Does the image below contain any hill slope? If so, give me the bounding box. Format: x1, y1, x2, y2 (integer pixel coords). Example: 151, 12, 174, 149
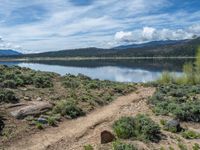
3, 37, 200, 58
0, 49, 22, 56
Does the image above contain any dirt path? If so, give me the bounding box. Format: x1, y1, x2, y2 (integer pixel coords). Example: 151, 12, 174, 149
7, 87, 155, 150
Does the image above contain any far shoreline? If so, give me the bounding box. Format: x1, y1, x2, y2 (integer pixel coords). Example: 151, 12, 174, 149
0, 56, 196, 62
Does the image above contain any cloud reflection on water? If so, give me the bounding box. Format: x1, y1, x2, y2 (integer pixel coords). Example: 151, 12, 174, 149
18, 63, 182, 83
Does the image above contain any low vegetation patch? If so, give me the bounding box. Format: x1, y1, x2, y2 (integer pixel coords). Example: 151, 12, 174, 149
0, 65, 55, 88
83, 144, 94, 150
181, 130, 200, 139
112, 141, 138, 150
53, 99, 85, 119
113, 114, 160, 142
149, 84, 200, 122
0, 89, 18, 103
61, 74, 135, 111
193, 143, 200, 150
178, 142, 188, 150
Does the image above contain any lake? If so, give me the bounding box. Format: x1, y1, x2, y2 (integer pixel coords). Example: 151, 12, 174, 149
0, 59, 192, 83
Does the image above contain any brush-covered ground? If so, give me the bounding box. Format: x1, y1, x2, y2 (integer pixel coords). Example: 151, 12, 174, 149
0, 65, 136, 148
1, 65, 200, 150
103, 84, 200, 150
71, 84, 200, 150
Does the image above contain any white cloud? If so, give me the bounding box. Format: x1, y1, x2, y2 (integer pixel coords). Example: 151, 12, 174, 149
0, 0, 199, 52
115, 31, 133, 42
142, 27, 156, 40
114, 25, 200, 45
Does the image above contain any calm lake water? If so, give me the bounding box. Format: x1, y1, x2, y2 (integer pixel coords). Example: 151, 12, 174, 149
0, 59, 192, 83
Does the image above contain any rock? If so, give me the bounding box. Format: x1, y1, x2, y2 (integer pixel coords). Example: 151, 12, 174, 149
6, 103, 26, 108
10, 101, 53, 119
21, 88, 27, 91
37, 117, 48, 124
165, 119, 182, 133
24, 96, 31, 101
36, 97, 42, 101
101, 130, 115, 144
0, 118, 5, 134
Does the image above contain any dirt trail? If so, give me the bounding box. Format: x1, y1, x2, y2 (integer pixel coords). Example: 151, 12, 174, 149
7, 87, 155, 150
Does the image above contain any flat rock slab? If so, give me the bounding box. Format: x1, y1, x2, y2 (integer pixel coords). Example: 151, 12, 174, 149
10, 101, 53, 119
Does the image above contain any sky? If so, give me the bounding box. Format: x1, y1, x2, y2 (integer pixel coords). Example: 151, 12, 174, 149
0, 0, 200, 53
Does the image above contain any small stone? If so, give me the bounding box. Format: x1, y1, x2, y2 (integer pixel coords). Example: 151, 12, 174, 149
24, 96, 31, 101
37, 117, 48, 124
21, 88, 27, 91
36, 97, 42, 101
101, 130, 115, 144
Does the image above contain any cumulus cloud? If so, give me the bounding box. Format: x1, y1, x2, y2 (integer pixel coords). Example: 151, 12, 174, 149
114, 25, 200, 44
115, 31, 133, 42
142, 27, 156, 40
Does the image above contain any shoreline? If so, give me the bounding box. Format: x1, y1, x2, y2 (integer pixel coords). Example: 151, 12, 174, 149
0, 56, 195, 61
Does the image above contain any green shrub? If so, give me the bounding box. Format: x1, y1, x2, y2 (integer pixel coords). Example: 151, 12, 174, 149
113, 114, 160, 142
157, 72, 174, 84
149, 84, 200, 122
33, 76, 53, 88
178, 142, 188, 150
47, 117, 57, 126
134, 114, 161, 142
0, 89, 18, 103
169, 146, 175, 150
112, 141, 137, 150
35, 122, 44, 130
63, 80, 79, 89
173, 102, 200, 122
53, 100, 85, 119
87, 82, 99, 89
160, 119, 167, 126
160, 147, 165, 150
83, 144, 94, 150
113, 116, 135, 139
193, 143, 200, 150
3, 80, 17, 88
181, 130, 200, 139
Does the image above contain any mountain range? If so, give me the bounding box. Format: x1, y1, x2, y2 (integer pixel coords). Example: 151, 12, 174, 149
0, 49, 22, 56
1, 37, 200, 58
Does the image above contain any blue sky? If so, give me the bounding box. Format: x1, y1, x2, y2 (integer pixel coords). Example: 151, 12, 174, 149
0, 0, 200, 53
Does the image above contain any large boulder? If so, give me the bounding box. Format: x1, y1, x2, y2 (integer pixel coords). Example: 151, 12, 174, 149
164, 119, 182, 133
101, 130, 115, 144
10, 101, 53, 119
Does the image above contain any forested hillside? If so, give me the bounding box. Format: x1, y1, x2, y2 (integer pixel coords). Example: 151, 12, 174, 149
2, 37, 200, 58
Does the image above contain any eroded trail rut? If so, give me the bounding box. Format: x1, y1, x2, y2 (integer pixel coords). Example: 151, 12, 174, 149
7, 87, 155, 150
